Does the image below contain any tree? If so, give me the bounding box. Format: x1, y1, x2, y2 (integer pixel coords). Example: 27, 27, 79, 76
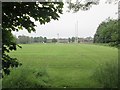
17, 36, 45, 44
30, 37, 34, 43
43, 37, 47, 43
39, 36, 44, 43
2, 2, 63, 76
66, 0, 118, 12
68, 37, 71, 43
94, 19, 119, 46
52, 38, 57, 43
34, 37, 40, 43
85, 36, 93, 43
71, 37, 75, 42
18, 35, 30, 44
66, 0, 99, 12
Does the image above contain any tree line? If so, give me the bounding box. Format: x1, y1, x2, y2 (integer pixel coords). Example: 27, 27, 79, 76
16, 35, 93, 44
17, 36, 47, 44
93, 19, 119, 47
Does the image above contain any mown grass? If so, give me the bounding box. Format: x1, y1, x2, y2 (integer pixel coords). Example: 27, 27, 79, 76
2, 43, 118, 88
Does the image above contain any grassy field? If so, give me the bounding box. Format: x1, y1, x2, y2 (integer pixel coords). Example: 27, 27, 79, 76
2, 43, 118, 88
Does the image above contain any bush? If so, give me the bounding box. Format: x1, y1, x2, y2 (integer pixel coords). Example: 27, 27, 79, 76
2, 68, 51, 88
92, 61, 118, 88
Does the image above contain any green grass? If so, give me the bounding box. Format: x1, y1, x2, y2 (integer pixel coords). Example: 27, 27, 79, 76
2, 43, 118, 88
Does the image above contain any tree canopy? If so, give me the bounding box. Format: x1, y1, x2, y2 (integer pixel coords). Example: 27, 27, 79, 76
66, 0, 118, 12
94, 19, 119, 46
2, 2, 63, 76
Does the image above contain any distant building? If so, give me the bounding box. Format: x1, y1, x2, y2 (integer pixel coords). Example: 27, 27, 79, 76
78, 37, 93, 43
78, 38, 84, 43
47, 39, 52, 43
46, 37, 93, 43
58, 38, 69, 43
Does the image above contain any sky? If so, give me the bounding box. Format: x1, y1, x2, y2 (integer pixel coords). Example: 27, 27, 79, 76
12, 0, 118, 39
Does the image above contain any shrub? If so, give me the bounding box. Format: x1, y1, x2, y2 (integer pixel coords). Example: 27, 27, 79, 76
92, 61, 118, 88
2, 68, 51, 88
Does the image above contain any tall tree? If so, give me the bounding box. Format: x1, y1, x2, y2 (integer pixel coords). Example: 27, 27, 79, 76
43, 37, 47, 43
39, 36, 44, 43
68, 38, 71, 43
18, 35, 30, 44
34, 37, 40, 43
71, 37, 75, 42
2, 2, 63, 76
94, 19, 119, 46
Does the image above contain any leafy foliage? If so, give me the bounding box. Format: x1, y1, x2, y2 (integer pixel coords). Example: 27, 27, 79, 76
93, 19, 119, 47
3, 68, 50, 88
43, 37, 47, 43
2, 2, 63, 76
66, 0, 118, 12
92, 61, 118, 88
17, 35, 45, 44
68, 37, 71, 43
71, 37, 75, 42
18, 35, 31, 44
52, 38, 57, 43
66, 0, 99, 12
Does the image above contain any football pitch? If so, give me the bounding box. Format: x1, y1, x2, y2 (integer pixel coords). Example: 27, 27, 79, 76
2, 43, 118, 88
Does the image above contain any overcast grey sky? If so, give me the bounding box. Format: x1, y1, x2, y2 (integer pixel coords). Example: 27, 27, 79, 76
12, 0, 118, 38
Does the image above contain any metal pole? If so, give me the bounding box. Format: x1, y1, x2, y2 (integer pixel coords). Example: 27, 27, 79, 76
75, 12, 78, 43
